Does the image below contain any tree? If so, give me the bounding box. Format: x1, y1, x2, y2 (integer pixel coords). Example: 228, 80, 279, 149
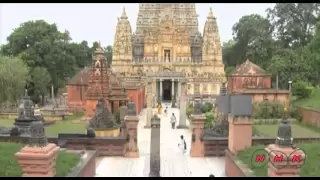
267, 48, 310, 89
0, 56, 29, 104
105, 45, 113, 65
29, 67, 52, 104
1, 20, 79, 92
303, 21, 320, 84
222, 40, 237, 67
267, 3, 320, 48
232, 14, 274, 69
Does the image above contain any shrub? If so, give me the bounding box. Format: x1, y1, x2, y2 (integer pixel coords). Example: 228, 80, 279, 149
253, 101, 284, 119
115, 110, 120, 124
201, 102, 214, 113
205, 112, 215, 128
292, 81, 313, 99
290, 106, 303, 123
186, 104, 193, 117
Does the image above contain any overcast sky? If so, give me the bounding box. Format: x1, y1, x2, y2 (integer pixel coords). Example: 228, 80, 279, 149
0, 3, 275, 46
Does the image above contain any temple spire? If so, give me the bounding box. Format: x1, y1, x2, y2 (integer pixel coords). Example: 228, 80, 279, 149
121, 6, 127, 19
207, 7, 215, 20
95, 41, 104, 54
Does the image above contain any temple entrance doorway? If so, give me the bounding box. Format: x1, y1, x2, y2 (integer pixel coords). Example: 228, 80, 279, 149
162, 80, 172, 102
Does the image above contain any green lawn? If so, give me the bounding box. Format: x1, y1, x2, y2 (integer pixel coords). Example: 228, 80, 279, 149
294, 87, 320, 110
254, 124, 320, 137
238, 142, 320, 177
0, 113, 87, 136
0, 142, 80, 177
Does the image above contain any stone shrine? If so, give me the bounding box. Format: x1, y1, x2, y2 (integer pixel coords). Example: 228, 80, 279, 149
14, 91, 37, 135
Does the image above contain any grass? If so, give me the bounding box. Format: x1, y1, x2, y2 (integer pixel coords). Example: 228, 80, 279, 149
0, 113, 86, 136
237, 142, 320, 177
254, 123, 320, 137
0, 142, 80, 177
294, 87, 320, 110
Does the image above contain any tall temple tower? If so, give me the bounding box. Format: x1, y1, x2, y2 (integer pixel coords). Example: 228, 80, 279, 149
85, 43, 111, 118
112, 4, 225, 102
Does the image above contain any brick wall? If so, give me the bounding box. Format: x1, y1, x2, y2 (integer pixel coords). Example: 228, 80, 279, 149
299, 107, 320, 128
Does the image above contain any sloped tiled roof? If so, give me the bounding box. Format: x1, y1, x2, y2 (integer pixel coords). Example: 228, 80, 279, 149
67, 67, 91, 85
67, 67, 121, 86
231, 59, 267, 75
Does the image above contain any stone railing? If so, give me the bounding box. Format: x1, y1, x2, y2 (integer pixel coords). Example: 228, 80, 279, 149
132, 56, 203, 64
0, 112, 68, 121
0, 134, 127, 157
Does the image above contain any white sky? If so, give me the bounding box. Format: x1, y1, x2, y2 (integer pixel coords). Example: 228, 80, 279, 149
0, 3, 275, 46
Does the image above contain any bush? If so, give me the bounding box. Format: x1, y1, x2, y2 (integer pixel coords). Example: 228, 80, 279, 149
292, 81, 313, 99
201, 102, 214, 113
186, 104, 193, 117
115, 109, 120, 124
253, 101, 284, 119
205, 112, 215, 128
289, 106, 303, 123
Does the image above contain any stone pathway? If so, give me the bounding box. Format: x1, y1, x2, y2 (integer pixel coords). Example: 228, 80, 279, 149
95, 104, 226, 177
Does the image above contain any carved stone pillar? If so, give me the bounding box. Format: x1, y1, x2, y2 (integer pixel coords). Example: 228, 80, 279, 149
119, 105, 128, 136
171, 79, 175, 98
159, 79, 163, 102
145, 79, 153, 128
149, 115, 161, 177
177, 80, 181, 108
152, 79, 157, 108
177, 80, 188, 129
171, 79, 175, 107
124, 115, 139, 158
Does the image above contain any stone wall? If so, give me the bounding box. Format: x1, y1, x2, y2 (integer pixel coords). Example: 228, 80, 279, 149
299, 107, 320, 128
202, 136, 320, 157
224, 150, 254, 177
66, 150, 97, 177
0, 135, 127, 157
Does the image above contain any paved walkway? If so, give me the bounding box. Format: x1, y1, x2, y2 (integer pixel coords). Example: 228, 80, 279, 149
95, 104, 226, 177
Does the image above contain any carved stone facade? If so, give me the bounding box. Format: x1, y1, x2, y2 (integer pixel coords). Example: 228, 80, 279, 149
112, 4, 225, 98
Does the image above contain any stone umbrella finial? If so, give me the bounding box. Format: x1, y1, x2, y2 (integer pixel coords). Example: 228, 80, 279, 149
275, 114, 293, 147
29, 120, 48, 147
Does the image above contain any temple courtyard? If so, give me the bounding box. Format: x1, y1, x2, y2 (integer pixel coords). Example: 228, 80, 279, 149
95, 104, 226, 177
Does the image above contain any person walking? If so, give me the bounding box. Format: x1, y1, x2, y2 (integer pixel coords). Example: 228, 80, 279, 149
178, 135, 187, 154
164, 106, 168, 116
170, 113, 177, 129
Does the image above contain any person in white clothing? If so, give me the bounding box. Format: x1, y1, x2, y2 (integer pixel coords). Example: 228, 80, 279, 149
170, 113, 177, 129
178, 135, 186, 154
